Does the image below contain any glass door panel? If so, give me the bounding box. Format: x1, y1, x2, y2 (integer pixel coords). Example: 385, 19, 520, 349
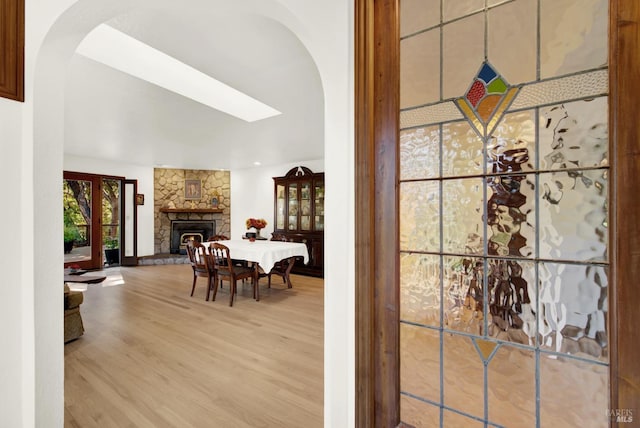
288, 184, 298, 230
300, 181, 311, 231
398, 1, 610, 426
63, 179, 92, 266
102, 178, 121, 266
314, 181, 324, 231
276, 184, 285, 229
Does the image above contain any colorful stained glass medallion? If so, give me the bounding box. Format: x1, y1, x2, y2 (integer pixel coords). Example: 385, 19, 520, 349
456, 62, 520, 137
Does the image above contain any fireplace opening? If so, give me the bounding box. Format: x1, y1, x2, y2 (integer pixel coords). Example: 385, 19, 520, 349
170, 220, 215, 254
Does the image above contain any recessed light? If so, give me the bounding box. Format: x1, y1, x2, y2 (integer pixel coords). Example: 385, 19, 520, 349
253, 161, 262, 166
76, 24, 281, 122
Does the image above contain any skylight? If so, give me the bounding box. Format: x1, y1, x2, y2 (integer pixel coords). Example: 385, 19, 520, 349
76, 24, 281, 122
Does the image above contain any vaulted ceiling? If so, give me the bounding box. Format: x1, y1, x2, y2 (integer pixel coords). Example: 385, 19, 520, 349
64, 8, 324, 170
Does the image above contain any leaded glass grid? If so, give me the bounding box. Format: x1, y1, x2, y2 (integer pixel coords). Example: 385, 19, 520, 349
399, 0, 610, 426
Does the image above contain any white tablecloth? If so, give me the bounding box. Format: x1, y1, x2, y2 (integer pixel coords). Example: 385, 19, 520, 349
204, 240, 309, 273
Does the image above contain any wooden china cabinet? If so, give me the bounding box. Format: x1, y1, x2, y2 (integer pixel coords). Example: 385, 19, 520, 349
273, 166, 324, 277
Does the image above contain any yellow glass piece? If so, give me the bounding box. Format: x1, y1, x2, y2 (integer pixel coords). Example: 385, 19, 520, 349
474, 338, 499, 362
456, 98, 484, 137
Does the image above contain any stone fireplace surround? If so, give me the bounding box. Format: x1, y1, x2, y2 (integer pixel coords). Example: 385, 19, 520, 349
156, 209, 227, 254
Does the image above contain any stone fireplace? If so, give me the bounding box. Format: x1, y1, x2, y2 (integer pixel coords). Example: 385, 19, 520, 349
170, 220, 215, 254
154, 168, 231, 255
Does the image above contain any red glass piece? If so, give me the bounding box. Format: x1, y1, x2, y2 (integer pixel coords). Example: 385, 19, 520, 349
466, 80, 486, 107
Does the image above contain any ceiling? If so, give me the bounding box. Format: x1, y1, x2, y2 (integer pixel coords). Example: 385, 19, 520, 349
64, 8, 324, 170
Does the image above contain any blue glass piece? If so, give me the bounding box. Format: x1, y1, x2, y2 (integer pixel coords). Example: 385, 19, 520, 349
477, 63, 498, 84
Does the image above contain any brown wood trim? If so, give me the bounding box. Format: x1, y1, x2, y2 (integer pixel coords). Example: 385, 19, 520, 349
0, 0, 24, 101
355, 0, 400, 426
609, 0, 640, 421
355, 0, 375, 425
159, 208, 224, 214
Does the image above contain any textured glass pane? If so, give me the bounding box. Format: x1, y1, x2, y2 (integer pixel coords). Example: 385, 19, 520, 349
400, 125, 440, 180
487, 174, 535, 258
539, 169, 608, 262
540, 357, 609, 427
443, 256, 484, 334
401, 253, 440, 326
442, 178, 484, 254
488, 0, 537, 85
443, 334, 484, 419
443, 14, 485, 100
488, 346, 536, 427
401, 395, 440, 428
443, 0, 484, 22
401, 324, 440, 403
510, 69, 608, 111
540, 0, 608, 78
539, 97, 608, 170
487, 259, 536, 345
401, 101, 464, 129
489, 110, 535, 172
442, 121, 483, 177
538, 263, 608, 362
401, 30, 441, 108
401, 0, 441, 37
443, 410, 485, 427
400, 181, 440, 252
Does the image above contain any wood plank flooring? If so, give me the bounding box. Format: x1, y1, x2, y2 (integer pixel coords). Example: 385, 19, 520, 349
64, 265, 324, 428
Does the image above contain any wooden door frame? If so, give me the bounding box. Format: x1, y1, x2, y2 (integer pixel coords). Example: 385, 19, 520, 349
354, 0, 640, 426
0, 0, 24, 101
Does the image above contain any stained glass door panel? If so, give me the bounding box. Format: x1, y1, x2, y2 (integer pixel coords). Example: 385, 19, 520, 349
399, 0, 610, 426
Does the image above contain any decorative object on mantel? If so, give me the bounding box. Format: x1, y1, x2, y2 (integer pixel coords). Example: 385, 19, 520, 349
184, 179, 202, 200
211, 190, 220, 209
246, 218, 267, 239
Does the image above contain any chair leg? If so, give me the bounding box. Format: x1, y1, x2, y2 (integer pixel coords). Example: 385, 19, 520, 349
229, 281, 235, 306
205, 276, 212, 301
211, 274, 219, 301
190, 275, 197, 296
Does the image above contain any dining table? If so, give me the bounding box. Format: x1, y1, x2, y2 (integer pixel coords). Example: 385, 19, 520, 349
203, 239, 309, 286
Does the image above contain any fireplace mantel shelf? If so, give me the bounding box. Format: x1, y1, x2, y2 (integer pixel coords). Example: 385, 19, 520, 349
159, 208, 223, 214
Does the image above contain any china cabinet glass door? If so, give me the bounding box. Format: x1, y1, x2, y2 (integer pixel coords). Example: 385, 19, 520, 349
288, 183, 298, 230
314, 180, 324, 231
276, 184, 286, 230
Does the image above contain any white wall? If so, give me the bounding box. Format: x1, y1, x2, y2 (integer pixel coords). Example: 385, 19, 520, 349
0, 98, 30, 428
64, 155, 155, 257
230, 159, 324, 240
2, 0, 354, 426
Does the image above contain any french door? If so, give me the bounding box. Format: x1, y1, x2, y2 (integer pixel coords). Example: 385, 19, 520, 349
355, 0, 640, 427
63, 171, 135, 270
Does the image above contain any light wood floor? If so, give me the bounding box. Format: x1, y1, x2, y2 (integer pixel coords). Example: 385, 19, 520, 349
64, 265, 324, 428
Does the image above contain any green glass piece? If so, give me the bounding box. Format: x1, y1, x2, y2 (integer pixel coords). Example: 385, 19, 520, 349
487, 77, 507, 94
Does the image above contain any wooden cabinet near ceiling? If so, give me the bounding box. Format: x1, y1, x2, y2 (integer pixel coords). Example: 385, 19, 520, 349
273, 166, 324, 277
0, 0, 25, 101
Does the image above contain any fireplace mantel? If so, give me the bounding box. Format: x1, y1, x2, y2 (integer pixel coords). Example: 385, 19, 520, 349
159, 208, 223, 214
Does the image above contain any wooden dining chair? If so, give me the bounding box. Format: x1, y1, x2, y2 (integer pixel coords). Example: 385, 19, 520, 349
209, 242, 257, 306
186, 241, 217, 301
264, 235, 297, 288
